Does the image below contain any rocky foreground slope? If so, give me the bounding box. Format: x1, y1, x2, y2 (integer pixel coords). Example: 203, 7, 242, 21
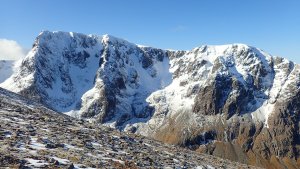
1, 31, 300, 168
0, 87, 257, 168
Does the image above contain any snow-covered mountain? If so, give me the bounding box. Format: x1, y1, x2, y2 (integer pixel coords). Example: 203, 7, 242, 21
0, 60, 15, 83
2, 31, 300, 168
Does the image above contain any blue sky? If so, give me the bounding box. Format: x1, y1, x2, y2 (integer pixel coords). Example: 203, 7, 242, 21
1, 0, 300, 63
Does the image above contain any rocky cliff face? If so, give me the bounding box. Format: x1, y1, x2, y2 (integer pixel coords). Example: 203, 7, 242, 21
1, 31, 171, 128
1, 31, 300, 168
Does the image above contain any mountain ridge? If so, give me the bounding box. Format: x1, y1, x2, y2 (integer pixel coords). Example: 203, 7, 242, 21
1, 30, 300, 168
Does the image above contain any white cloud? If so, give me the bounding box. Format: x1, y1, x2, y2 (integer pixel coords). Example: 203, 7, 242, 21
0, 39, 28, 60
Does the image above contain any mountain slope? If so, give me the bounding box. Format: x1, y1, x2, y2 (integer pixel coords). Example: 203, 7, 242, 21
1, 31, 300, 168
0, 87, 256, 168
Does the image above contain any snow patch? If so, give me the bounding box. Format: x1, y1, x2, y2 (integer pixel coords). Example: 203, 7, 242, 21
26, 158, 49, 167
